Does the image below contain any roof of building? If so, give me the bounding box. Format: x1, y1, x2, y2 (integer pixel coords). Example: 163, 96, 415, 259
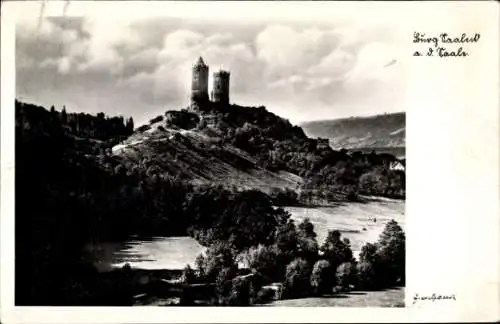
195, 56, 207, 67
214, 69, 230, 76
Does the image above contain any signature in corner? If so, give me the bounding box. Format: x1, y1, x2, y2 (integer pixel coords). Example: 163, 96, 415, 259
413, 293, 456, 305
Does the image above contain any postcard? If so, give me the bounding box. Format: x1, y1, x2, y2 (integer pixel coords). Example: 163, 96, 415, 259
1, 1, 498, 323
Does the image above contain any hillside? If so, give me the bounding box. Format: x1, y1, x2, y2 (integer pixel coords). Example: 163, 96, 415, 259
300, 112, 405, 158
112, 120, 303, 193
111, 102, 405, 200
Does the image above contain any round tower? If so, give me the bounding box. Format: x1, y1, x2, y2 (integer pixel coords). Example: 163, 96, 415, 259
211, 70, 230, 105
191, 57, 209, 103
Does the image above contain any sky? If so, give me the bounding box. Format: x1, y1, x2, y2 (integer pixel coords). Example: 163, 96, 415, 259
15, 2, 407, 126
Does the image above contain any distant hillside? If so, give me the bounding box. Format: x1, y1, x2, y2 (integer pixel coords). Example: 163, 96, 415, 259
300, 112, 405, 158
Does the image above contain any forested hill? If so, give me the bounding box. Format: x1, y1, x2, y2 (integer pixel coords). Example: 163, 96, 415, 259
112, 102, 405, 201
300, 112, 405, 158
16, 100, 134, 149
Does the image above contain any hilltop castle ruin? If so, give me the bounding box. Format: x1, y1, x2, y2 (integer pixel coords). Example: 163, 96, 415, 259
191, 57, 230, 105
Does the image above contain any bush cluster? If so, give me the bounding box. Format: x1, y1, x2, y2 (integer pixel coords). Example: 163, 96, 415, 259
189, 218, 405, 305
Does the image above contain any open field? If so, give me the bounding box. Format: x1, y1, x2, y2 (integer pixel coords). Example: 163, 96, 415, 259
265, 287, 405, 307
286, 197, 405, 254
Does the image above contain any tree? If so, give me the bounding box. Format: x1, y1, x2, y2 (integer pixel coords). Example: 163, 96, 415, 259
126, 117, 134, 133
376, 220, 405, 286
298, 218, 317, 239
296, 219, 319, 265
359, 171, 389, 195
282, 257, 312, 298
359, 242, 378, 264
320, 230, 353, 270
310, 259, 334, 295
61, 106, 67, 124
274, 219, 299, 268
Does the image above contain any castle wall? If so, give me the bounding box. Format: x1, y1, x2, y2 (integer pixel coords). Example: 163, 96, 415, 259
191, 64, 209, 103
211, 71, 230, 104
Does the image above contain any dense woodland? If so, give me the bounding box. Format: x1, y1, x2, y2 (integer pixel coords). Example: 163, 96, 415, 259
15, 100, 405, 305
187, 218, 405, 305
176, 103, 405, 199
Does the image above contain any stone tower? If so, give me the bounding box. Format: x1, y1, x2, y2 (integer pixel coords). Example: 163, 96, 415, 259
191, 57, 209, 103
211, 70, 230, 104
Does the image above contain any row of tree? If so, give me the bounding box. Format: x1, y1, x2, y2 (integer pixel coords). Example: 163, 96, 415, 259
181, 218, 405, 306
17, 100, 134, 144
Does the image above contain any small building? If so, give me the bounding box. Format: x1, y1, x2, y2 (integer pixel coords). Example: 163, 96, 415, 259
389, 159, 405, 171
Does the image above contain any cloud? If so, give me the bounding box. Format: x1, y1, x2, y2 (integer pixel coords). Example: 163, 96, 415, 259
16, 16, 405, 125
255, 25, 340, 79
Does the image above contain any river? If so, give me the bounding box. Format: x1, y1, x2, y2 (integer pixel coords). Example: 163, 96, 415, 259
86, 197, 405, 271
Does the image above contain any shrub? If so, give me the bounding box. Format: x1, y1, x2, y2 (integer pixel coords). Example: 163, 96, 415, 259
181, 264, 197, 284
356, 260, 378, 290
282, 258, 312, 299
215, 271, 264, 306
253, 286, 276, 305
215, 266, 238, 305
165, 110, 200, 130
196, 242, 237, 282
336, 261, 358, 291
227, 273, 264, 306
136, 124, 151, 132
149, 115, 163, 124
346, 191, 360, 202
310, 260, 334, 295
269, 187, 299, 206
241, 244, 282, 282
227, 275, 251, 306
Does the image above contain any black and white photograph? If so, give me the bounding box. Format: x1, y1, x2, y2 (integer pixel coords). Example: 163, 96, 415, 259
3, 1, 498, 319
13, 2, 408, 308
